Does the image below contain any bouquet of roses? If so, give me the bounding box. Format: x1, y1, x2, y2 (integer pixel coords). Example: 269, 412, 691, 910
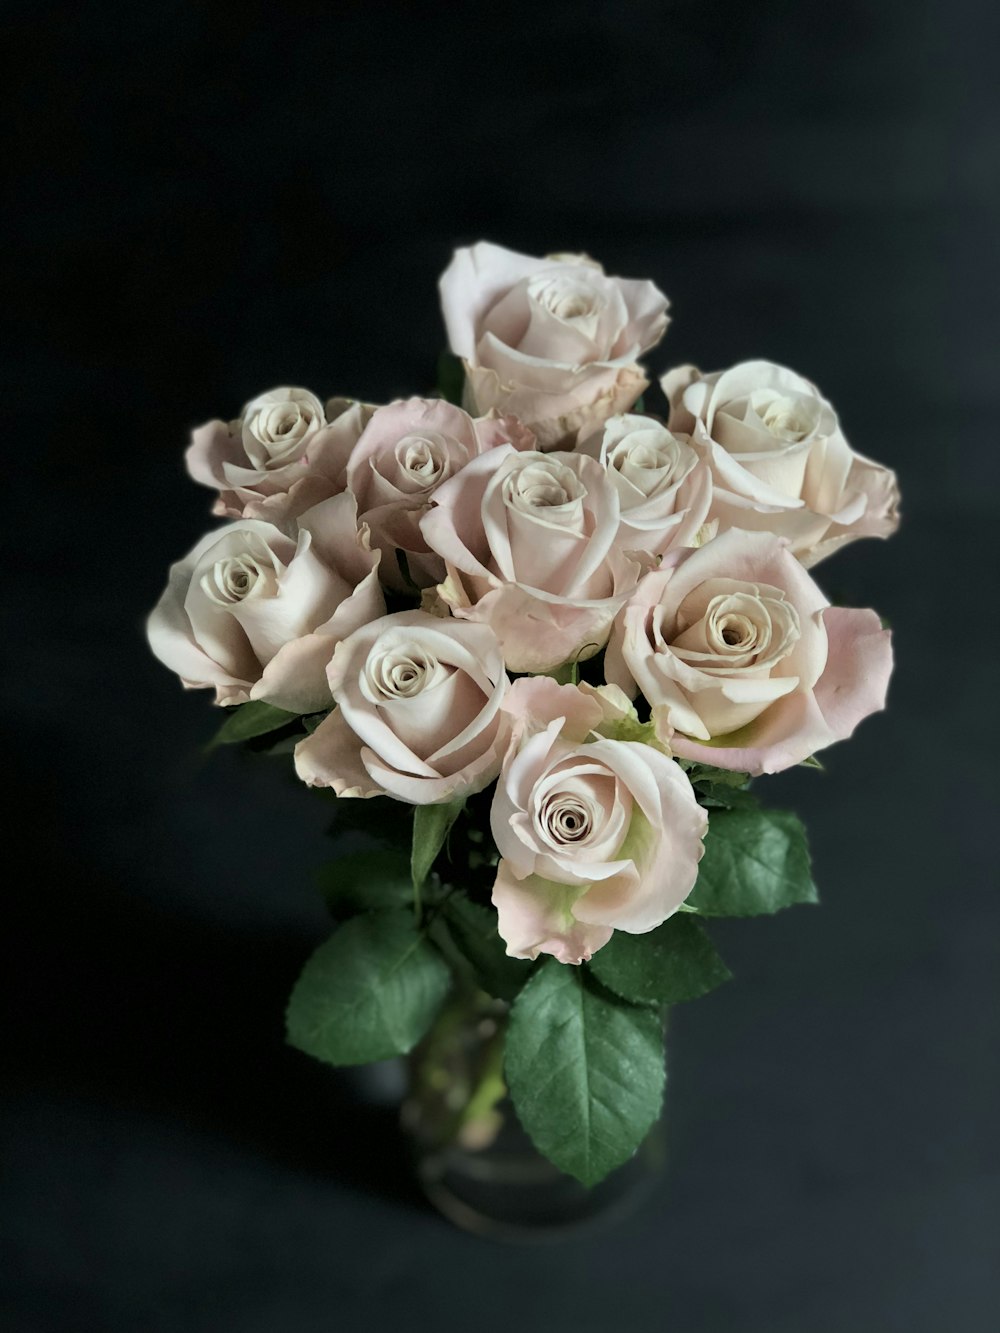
148, 242, 898, 1187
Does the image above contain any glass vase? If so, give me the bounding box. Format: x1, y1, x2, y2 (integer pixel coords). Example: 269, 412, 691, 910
401, 989, 666, 1240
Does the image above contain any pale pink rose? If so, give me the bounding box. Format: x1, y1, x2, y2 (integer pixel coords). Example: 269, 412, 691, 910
440, 242, 669, 449
146, 491, 383, 712
186, 388, 374, 520
294, 611, 510, 804
489, 676, 707, 964
606, 528, 892, 774
578, 412, 714, 557
345, 397, 534, 592
420, 445, 649, 674
662, 360, 900, 567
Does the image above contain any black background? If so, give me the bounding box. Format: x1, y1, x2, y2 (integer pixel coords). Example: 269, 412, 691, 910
3, 2, 998, 1330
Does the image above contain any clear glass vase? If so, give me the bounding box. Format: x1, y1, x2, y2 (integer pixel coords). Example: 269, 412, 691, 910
401, 989, 666, 1240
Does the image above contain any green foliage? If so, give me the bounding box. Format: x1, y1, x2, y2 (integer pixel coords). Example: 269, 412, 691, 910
315, 850, 414, 917
440, 894, 530, 1001
680, 760, 751, 788
207, 700, 300, 747
505, 962, 665, 1187
694, 782, 759, 810
589, 915, 731, 1005
548, 659, 580, 686
286, 911, 450, 1066
411, 798, 466, 910
687, 807, 818, 917
596, 712, 670, 752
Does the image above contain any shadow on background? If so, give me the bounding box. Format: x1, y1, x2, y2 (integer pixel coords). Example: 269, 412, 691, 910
6, 751, 425, 1211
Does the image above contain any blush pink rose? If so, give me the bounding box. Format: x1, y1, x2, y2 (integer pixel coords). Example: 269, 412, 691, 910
420, 444, 649, 674
440, 242, 669, 449
662, 360, 900, 567
578, 412, 714, 557
489, 677, 707, 964
345, 397, 534, 592
606, 528, 892, 774
186, 387, 374, 521
294, 611, 511, 805
146, 491, 383, 712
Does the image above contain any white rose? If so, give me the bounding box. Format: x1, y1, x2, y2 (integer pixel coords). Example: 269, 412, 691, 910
662, 360, 900, 566
606, 528, 893, 774
420, 445, 648, 674
186, 388, 374, 520
489, 677, 707, 964
440, 242, 669, 449
147, 492, 383, 712
579, 413, 713, 557
345, 396, 534, 591
294, 611, 511, 804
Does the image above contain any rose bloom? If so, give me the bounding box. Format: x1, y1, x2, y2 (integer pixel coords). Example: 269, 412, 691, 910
440, 241, 669, 449
345, 397, 534, 591
146, 492, 383, 713
294, 611, 510, 804
186, 387, 374, 521
489, 678, 707, 964
420, 444, 648, 674
662, 360, 900, 567
578, 412, 713, 557
606, 528, 892, 774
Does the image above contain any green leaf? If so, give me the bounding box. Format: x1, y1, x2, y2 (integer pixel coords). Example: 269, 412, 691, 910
411, 798, 466, 908
286, 911, 451, 1066
436, 350, 466, 406
316, 850, 414, 917
505, 962, 665, 1187
589, 915, 731, 1005
207, 700, 300, 747
694, 782, 759, 810
679, 760, 751, 788
546, 659, 580, 686
441, 894, 531, 1001
799, 754, 825, 770
687, 807, 818, 917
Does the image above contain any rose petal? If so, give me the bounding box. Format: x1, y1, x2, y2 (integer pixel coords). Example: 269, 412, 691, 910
491, 862, 613, 964
294, 709, 385, 798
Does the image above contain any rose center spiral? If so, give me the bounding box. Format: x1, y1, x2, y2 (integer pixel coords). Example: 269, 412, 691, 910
503, 458, 586, 522
200, 536, 279, 607
394, 432, 450, 487
749, 390, 820, 443
528, 275, 604, 324
540, 792, 595, 844
365, 645, 452, 700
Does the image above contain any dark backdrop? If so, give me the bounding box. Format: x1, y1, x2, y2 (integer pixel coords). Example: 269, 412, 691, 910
3, 3, 997, 1331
